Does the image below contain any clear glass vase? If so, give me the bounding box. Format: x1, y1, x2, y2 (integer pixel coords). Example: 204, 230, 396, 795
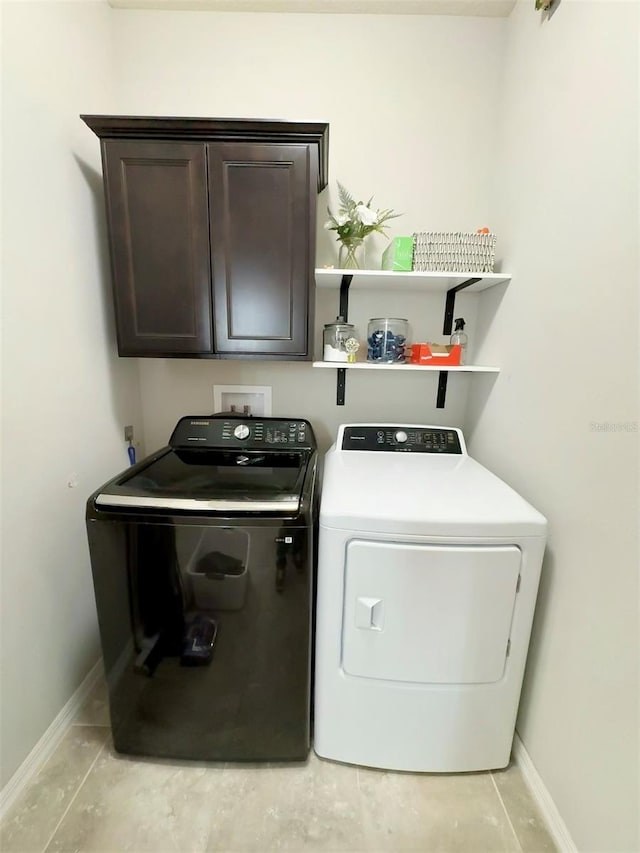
339, 240, 366, 270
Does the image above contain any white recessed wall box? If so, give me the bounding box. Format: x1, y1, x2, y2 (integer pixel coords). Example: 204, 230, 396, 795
213, 385, 272, 417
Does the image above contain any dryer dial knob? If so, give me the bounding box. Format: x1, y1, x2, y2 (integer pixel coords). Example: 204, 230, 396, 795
234, 424, 250, 440
395, 430, 408, 444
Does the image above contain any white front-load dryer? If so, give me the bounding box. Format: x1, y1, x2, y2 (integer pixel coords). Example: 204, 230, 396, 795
313, 424, 547, 772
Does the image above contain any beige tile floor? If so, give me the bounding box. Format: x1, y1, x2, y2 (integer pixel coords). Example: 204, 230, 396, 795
1, 677, 556, 853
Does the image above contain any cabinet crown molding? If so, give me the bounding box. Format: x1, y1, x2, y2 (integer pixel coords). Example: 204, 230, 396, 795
81, 114, 330, 191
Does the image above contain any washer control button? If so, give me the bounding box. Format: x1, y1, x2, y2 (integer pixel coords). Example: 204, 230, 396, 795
234, 424, 250, 440
395, 430, 408, 444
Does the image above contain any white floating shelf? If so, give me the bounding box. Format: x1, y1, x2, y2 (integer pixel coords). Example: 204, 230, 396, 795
314, 267, 508, 407
314, 268, 511, 293
312, 361, 500, 373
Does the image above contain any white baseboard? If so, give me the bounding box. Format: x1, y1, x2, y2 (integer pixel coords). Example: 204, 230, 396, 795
0, 673, 579, 851
513, 732, 578, 853
0, 658, 103, 821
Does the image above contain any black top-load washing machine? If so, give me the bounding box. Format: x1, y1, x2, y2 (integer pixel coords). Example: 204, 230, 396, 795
86, 415, 318, 762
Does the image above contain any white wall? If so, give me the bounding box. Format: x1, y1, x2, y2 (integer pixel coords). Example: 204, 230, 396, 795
466, 2, 639, 851
110, 9, 508, 452
4, 5, 636, 850
0, 1, 143, 787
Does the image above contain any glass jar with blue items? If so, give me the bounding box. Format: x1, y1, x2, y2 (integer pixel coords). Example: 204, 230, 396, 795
367, 318, 410, 363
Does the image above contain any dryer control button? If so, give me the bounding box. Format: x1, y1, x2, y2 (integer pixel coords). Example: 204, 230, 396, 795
234, 424, 250, 440
395, 430, 408, 444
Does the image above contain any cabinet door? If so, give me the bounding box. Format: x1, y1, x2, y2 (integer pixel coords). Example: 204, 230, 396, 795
102, 141, 213, 355
208, 143, 316, 358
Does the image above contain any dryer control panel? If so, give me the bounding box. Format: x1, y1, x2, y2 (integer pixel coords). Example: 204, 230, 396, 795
341, 426, 463, 454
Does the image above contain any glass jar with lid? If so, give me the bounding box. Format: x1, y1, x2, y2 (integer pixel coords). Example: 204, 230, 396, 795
367, 318, 410, 363
323, 316, 359, 363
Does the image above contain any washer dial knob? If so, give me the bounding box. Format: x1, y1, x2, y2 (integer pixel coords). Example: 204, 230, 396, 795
234, 424, 250, 440
395, 430, 408, 444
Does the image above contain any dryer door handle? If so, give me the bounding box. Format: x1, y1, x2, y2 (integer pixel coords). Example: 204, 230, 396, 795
355, 597, 384, 630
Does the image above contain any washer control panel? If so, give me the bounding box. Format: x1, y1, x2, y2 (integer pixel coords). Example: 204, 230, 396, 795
169, 417, 315, 449
341, 426, 463, 454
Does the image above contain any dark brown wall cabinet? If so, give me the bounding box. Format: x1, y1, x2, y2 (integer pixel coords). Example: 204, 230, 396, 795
82, 116, 329, 359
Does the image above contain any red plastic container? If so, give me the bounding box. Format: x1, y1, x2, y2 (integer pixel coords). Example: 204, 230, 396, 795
409, 343, 462, 366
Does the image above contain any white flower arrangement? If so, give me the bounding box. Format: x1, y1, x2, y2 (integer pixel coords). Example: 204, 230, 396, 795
324, 182, 401, 268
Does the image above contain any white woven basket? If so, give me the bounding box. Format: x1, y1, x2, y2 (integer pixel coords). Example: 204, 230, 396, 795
412, 231, 497, 273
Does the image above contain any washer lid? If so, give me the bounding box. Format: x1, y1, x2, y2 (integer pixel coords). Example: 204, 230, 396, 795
96, 447, 311, 514
319, 449, 547, 538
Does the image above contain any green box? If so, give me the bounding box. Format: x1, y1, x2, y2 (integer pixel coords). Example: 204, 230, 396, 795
381, 236, 414, 271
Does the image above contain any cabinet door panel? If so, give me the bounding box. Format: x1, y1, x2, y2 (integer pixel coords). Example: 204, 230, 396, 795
103, 141, 212, 355
208, 143, 315, 357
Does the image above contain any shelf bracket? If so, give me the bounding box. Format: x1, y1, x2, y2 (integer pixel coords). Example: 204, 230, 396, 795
335, 274, 353, 406
437, 277, 481, 409
339, 273, 353, 320
336, 367, 346, 405
442, 277, 481, 335
436, 372, 449, 409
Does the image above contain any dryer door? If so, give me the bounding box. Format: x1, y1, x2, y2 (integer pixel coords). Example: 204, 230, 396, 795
342, 540, 521, 684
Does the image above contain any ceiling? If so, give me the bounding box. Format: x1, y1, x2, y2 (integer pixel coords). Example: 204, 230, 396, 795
108, 0, 517, 17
